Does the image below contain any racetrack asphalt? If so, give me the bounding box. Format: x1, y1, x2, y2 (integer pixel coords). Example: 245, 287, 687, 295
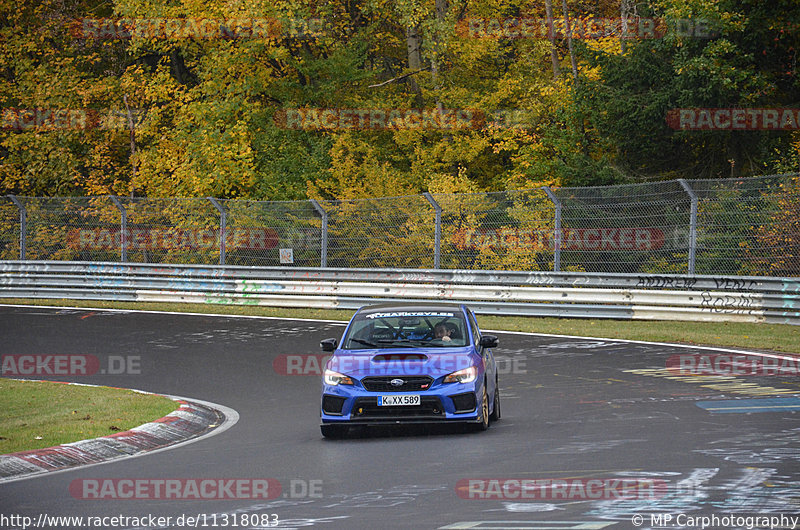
1, 305, 799, 529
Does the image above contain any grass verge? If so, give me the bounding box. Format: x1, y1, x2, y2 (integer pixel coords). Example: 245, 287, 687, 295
0, 379, 178, 454
2, 298, 799, 355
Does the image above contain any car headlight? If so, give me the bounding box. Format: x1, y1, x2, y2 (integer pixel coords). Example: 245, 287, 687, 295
443, 365, 478, 384
324, 369, 354, 386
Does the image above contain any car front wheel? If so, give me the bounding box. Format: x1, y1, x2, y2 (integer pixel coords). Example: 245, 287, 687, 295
490, 384, 501, 422
473, 385, 490, 432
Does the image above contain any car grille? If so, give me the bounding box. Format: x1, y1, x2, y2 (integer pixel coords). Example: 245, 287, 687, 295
361, 376, 433, 392
351, 396, 444, 419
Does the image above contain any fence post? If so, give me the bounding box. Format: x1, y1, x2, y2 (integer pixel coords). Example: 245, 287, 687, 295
208, 197, 226, 265
309, 199, 328, 268
678, 179, 697, 275
109, 196, 127, 262
423, 192, 442, 269
542, 187, 561, 272
7, 195, 26, 260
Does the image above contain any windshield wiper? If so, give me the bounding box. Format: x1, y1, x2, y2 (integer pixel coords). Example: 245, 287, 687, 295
376, 339, 419, 347
377, 339, 455, 347
348, 338, 377, 347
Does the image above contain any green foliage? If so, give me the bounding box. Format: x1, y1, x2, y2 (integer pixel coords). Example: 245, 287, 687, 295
571, 0, 800, 181
1, 0, 798, 198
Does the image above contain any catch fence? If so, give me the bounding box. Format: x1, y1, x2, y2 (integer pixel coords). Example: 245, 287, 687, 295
2, 174, 798, 277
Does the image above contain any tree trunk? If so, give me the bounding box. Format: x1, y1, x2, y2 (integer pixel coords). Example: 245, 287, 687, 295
560, 0, 579, 86
406, 24, 422, 95
620, 0, 630, 54
545, 0, 561, 79
431, 0, 448, 114
559, 0, 587, 155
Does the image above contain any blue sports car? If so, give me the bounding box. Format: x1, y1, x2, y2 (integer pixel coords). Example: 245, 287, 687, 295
319, 303, 500, 438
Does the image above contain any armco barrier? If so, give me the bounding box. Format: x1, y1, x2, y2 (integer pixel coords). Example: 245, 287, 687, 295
0, 261, 798, 325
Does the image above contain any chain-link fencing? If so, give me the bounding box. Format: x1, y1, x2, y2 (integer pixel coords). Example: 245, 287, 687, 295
2, 173, 798, 276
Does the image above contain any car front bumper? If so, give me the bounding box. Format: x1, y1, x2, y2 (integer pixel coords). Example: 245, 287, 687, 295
320, 380, 485, 425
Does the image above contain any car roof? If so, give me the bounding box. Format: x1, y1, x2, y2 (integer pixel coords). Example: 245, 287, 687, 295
356, 302, 467, 315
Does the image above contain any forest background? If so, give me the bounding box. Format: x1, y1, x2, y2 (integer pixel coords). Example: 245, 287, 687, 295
1, 0, 799, 202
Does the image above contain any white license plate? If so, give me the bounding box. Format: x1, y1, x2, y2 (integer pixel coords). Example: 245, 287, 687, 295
378, 395, 420, 406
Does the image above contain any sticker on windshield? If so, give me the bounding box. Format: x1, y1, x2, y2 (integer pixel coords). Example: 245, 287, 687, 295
365, 312, 456, 319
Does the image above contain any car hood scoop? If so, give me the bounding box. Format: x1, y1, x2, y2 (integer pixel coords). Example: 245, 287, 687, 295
371, 353, 429, 362
328, 347, 475, 377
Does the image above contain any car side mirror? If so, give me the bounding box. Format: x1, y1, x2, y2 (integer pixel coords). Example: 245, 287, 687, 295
320, 338, 338, 352
480, 335, 499, 348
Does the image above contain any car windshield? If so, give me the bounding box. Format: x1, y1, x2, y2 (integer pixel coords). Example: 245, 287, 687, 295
342, 310, 469, 349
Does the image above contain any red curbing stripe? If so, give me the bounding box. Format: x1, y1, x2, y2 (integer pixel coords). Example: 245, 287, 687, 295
104, 429, 167, 450
0, 379, 228, 483
12, 446, 102, 470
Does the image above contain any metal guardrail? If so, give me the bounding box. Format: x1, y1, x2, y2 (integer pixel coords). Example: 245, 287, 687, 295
1, 261, 798, 325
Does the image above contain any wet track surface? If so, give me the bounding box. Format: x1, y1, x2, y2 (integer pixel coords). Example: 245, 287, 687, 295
1, 305, 799, 529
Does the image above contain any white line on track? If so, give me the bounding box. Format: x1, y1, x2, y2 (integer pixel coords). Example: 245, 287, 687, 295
3, 303, 797, 363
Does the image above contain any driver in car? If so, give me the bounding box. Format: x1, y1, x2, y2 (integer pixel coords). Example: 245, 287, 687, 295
434, 322, 453, 342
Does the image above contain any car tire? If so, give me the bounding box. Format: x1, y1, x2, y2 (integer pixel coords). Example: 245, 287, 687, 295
321, 424, 347, 439
473, 385, 490, 432
489, 383, 501, 422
